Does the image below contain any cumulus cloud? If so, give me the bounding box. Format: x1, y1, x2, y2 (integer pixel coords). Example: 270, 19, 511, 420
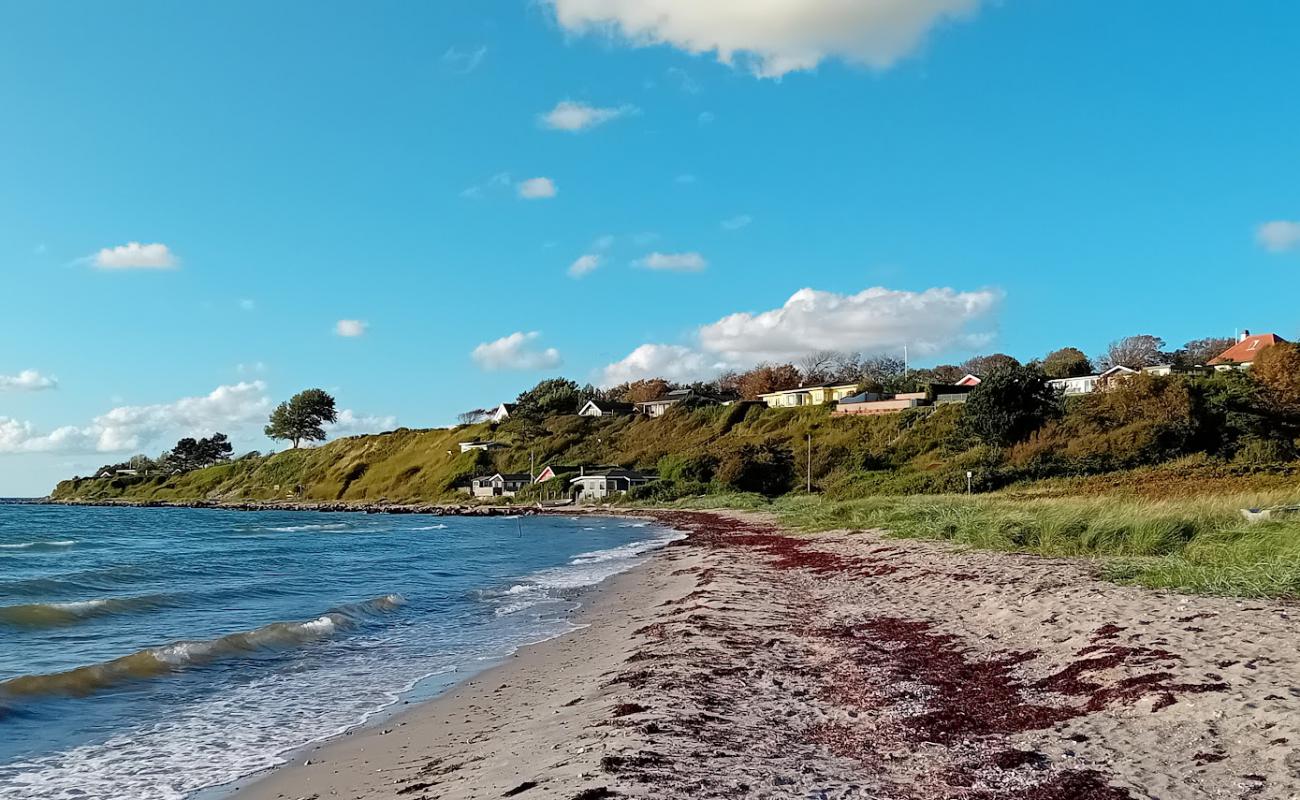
335, 319, 368, 337
545, 0, 980, 77
326, 409, 399, 438
517, 177, 558, 199
540, 100, 638, 132
0, 370, 57, 392
721, 214, 752, 231
0, 382, 271, 455
700, 286, 1000, 362
597, 284, 1001, 384
636, 251, 708, 272
91, 242, 178, 270
569, 254, 602, 277
472, 331, 563, 371
1257, 220, 1300, 253
599, 344, 731, 386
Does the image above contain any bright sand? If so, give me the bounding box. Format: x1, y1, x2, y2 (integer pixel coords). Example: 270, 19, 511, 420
231, 510, 1300, 799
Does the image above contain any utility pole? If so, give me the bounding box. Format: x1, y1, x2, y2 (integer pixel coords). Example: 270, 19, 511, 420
529, 450, 535, 483
806, 433, 813, 494
967, 470, 973, 495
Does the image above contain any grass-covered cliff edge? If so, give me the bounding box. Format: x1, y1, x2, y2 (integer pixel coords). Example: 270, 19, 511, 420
52, 398, 1298, 505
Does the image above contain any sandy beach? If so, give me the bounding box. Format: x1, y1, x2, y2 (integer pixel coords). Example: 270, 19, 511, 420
232, 510, 1300, 800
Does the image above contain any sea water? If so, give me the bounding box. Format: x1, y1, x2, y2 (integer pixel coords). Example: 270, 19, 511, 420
0, 502, 681, 799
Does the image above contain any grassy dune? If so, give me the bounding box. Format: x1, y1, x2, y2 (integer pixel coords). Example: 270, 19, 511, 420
666, 491, 1300, 597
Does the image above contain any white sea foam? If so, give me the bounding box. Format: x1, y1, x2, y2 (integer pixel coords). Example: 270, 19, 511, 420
266, 523, 349, 533
411, 524, 449, 531
0, 540, 77, 550
489, 526, 684, 616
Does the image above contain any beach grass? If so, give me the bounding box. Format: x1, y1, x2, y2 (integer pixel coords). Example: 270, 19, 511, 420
665, 489, 1300, 598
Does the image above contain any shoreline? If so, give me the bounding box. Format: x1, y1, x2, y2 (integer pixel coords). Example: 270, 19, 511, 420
39, 497, 601, 516
224, 517, 700, 800
220, 509, 1300, 799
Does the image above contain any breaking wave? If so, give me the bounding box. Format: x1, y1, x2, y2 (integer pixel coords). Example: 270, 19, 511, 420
0, 595, 172, 629
0, 540, 77, 551
0, 594, 406, 700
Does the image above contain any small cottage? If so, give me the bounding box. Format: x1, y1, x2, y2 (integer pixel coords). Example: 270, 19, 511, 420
470, 472, 532, 499
578, 399, 636, 417
569, 467, 655, 501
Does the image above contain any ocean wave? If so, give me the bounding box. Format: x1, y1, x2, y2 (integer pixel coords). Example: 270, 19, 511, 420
0, 594, 406, 700
0, 540, 78, 551
486, 528, 684, 616
411, 524, 448, 530
265, 523, 350, 533
0, 594, 173, 629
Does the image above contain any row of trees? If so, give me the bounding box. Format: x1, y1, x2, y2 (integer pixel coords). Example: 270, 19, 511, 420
91, 388, 342, 480
458, 333, 1247, 424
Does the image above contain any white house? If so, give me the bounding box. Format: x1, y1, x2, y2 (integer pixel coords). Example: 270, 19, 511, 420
569, 467, 655, 501
470, 473, 531, 499
487, 403, 515, 423
578, 399, 636, 417
634, 389, 719, 418
1046, 365, 1137, 396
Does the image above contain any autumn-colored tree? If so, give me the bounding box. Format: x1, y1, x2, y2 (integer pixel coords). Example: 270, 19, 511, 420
732, 363, 802, 399
930, 364, 967, 384
1041, 347, 1093, 378
619, 378, 672, 404
1251, 342, 1300, 415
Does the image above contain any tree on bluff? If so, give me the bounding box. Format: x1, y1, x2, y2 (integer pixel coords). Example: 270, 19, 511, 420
1041, 347, 1093, 379
963, 365, 1061, 447
265, 389, 338, 448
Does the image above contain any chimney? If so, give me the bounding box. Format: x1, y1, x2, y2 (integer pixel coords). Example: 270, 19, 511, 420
1240, 329, 1250, 342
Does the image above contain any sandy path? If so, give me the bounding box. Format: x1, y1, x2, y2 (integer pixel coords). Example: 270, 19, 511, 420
234, 510, 1300, 800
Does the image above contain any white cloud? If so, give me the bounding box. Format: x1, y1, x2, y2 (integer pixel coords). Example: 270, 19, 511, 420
699, 286, 1001, 362
721, 214, 752, 231
91, 242, 178, 270
517, 177, 558, 199
326, 409, 399, 438
442, 45, 488, 74
592, 234, 616, 250
0, 370, 57, 391
462, 171, 513, 199
472, 331, 563, 371
540, 100, 638, 132
599, 344, 731, 386
236, 361, 267, 375
569, 254, 602, 277
335, 319, 368, 337
0, 381, 271, 455
1257, 220, 1300, 253
597, 284, 1001, 384
547, 0, 979, 77
665, 66, 701, 94
636, 251, 708, 272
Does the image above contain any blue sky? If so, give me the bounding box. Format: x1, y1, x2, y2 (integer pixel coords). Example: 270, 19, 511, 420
2, 0, 1299, 495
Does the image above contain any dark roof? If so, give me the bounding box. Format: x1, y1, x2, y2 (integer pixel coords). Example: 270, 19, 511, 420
586, 400, 635, 412
570, 467, 654, 481
493, 473, 532, 482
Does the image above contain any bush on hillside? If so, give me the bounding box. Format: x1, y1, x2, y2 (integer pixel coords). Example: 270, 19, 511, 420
962, 365, 1061, 447
715, 439, 796, 496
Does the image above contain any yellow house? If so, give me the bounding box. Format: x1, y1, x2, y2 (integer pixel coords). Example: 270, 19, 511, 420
757, 382, 859, 409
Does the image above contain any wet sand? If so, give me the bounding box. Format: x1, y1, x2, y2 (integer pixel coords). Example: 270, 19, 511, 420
233, 510, 1300, 799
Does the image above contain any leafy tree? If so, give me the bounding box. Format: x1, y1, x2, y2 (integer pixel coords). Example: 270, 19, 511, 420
160, 432, 234, 472
961, 353, 1021, 377
724, 363, 801, 399
930, 364, 968, 384
714, 439, 795, 495
265, 389, 338, 448
1041, 347, 1094, 378
1251, 342, 1300, 416
515, 378, 581, 416
963, 365, 1061, 446
1099, 335, 1168, 370
1176, 337, 1236, 368
619, 378, 671, 404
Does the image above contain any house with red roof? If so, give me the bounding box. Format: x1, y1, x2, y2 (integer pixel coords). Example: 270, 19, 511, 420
1208, 331, 1287, 370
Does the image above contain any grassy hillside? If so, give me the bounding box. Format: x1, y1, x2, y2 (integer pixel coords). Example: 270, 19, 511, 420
51, 403, 963, 503
51, 399, 1299, 505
